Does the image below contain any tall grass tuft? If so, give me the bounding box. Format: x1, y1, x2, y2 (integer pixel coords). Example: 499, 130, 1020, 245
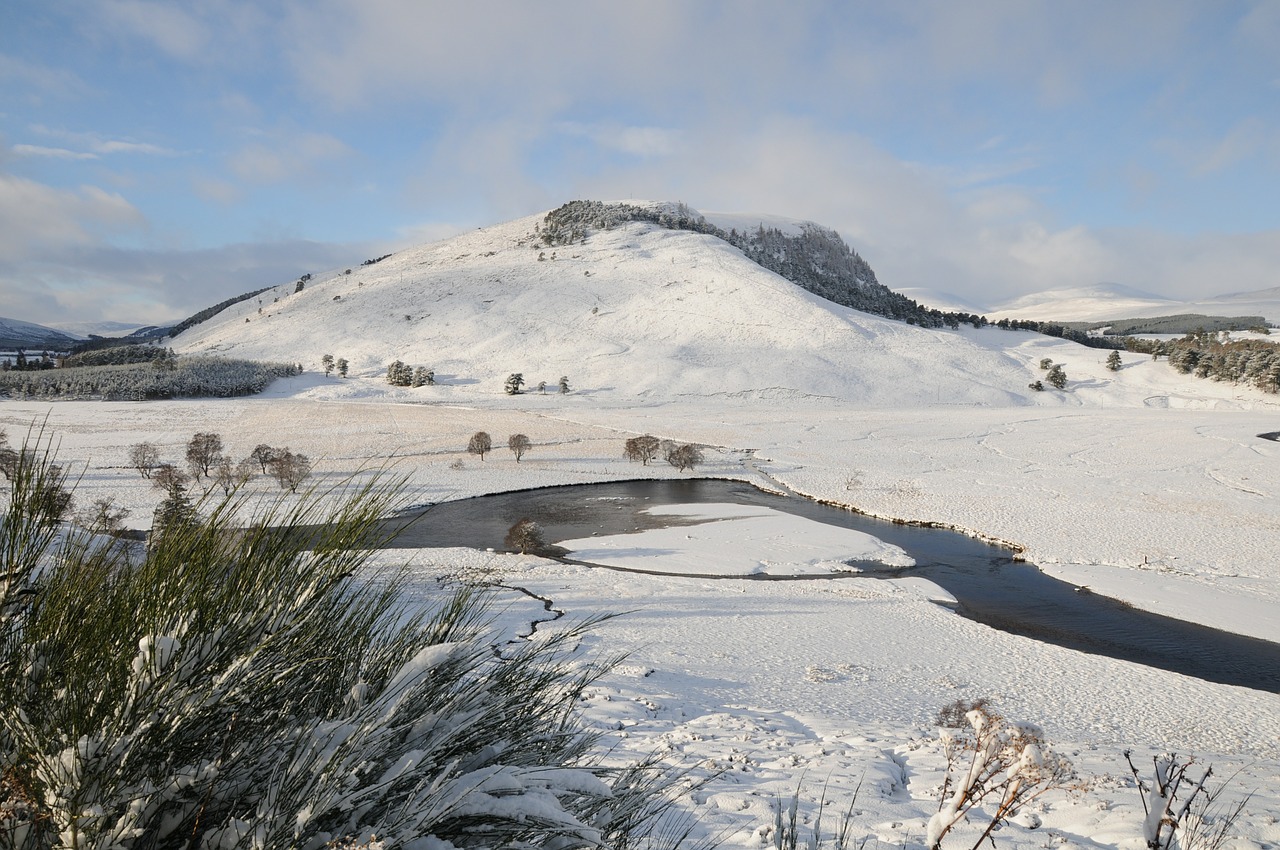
1, 432, 692, 849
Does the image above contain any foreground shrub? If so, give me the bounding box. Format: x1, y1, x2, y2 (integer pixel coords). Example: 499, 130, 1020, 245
1123, 750, 1250, 850
927, 699, 1074, 850
1, 435, 688, 849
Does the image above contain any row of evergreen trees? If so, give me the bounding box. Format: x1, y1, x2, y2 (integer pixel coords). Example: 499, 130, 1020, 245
0, 357, 299, 400
1126, 333, 1280, 393
63, 345, 175, 368
0, 351, 57, 372
386, 361, 434, 386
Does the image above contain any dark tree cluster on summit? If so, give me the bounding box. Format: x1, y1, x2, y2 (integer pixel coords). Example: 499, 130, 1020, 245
538, 201, 980, 329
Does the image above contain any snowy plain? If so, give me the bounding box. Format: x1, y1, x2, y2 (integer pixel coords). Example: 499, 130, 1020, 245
4, 208, 1279, 849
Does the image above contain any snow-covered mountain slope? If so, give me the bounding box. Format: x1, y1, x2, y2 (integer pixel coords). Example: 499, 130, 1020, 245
893, 287, 988, 315
991, 283, 1179, 321
1196, 284, 1280, 324
175, 210, 1043, 407
0, 315, 80, 349
992, 282, 1280, 324
53, 320, 155, 338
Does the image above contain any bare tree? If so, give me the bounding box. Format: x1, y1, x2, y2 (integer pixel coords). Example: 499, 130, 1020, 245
212, 455, 254, 496
78, 497, 130, 536
0, 429, 11, 480
128, 442, 160, 479
508, 434, 532, 462
624, 435, 661, 465
665, 443, 704, 472
249, 444, 278, 474
151, 463, 189, 495
270, 449, 313, 493
185, 432, 224, 479
504, 518, 545, 555
468, 431, 492, 461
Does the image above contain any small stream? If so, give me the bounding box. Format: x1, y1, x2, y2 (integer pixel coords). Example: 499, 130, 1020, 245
381, 478, 1280, 694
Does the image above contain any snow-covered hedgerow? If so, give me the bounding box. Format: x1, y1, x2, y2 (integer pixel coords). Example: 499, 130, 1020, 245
0, 357, 299, 400
0, 436, 688, 849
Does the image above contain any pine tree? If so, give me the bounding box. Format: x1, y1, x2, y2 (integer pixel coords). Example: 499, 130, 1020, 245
1106, 351, 1122, 371
321, 354, 335, 376
1046, 364, 1067, 389
505, 373, 525, 395
558, 375, 570, 394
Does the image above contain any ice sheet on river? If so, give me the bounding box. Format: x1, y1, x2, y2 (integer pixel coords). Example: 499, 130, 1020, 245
556, 502, 914, 576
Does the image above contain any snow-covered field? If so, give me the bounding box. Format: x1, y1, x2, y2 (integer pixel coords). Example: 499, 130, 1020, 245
5, 210, 1279, 848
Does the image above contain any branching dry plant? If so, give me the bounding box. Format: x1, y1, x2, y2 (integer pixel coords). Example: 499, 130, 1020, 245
1123, 750, 1251, 850
927, 699, 1075, 850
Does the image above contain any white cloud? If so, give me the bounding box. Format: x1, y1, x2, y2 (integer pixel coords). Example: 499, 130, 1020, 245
191, 176, 243, 205
229, 132, 352, 184
0, 173, 146, 261
0, 53, 88, 101
26, 125, 179, 158
12, 144, 98, 160
1195, 117, 1270, 175
556, 123, 682, 158
550, 116, 1279, 305
98, 0, 211, 61
0, 235, 373, 326
93, 140, 177, 156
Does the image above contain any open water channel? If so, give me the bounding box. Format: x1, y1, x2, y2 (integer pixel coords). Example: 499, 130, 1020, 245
381, 478, 1280, 694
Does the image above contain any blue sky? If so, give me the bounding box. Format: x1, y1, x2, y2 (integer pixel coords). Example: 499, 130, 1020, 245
2, 0, 1278, 326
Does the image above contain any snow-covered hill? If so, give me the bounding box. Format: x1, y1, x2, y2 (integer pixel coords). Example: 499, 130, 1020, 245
991, 282, 1280, 324
990, 283, 1179, 321
893, 286, 989, 315
175, 207, 1045, 407
53, 319, 156, 338
0, 315, 80, 349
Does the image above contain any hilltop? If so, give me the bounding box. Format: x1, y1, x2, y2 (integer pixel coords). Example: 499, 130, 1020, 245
174, 203, 1037, 407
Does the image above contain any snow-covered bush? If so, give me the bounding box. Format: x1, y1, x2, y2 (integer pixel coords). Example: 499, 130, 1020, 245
927, 699, 1075, 850
1, 434, 691, 849
1123, 751, 1250, 850
503, 518, 544, 555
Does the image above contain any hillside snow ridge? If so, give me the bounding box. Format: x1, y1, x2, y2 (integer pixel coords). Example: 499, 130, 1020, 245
175, 203, 1033, 407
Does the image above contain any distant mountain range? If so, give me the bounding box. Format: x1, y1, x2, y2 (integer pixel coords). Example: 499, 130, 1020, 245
0, 316, 81, 351
0, 316, 164, 351
898, 281, 1280, 326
